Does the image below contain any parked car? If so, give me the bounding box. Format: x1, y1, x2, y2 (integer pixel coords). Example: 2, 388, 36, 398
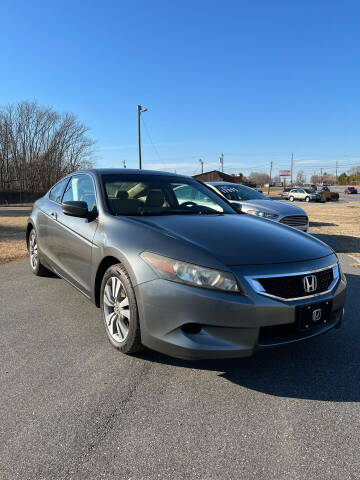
207, 182, 309, 231
319, 190, 339, 202
282, 188, 292, 199
27, 169, 346, 360
288, 188, 321, 202
304, 183, 318, 191
344, 186, 358, 194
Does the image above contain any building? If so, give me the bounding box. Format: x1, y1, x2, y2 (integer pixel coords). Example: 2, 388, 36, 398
192, 170, 255, 187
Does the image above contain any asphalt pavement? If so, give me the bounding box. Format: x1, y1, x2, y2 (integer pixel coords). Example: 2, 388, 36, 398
0, 255, 359, 479
330, 186, 360, 203
0, 206, 32, 217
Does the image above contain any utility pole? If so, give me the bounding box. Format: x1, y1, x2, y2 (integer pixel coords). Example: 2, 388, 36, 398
122, 160, 126, 168
137, 105, 148, 169
219, 153, 224, 173
336, 161, 338, 183
199, 158, 204, 174
267, 161, 273, 196
290, 152, 294, 186
320, 168, 323, 184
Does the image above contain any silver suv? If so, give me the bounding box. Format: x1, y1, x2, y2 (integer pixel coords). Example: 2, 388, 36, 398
288, 188, 321, 203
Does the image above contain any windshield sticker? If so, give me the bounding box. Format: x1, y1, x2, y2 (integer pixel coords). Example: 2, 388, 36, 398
217, 186, 238, 193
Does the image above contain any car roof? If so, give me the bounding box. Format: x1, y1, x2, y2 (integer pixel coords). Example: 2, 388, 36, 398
206, 181, 250, 187
73, 168, 189, 179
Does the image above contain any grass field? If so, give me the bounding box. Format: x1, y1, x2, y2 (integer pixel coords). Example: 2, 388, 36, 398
0, 216, 28, 264
0, 202, 359, 264
303, 203, 360, 261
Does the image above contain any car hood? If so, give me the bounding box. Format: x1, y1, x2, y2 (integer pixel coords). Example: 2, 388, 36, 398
134, 214, 331, 265
230, 199, 307, 216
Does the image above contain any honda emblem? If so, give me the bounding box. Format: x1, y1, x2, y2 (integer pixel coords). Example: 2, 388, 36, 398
303, 274, 317, 293
312, 309, 322, 321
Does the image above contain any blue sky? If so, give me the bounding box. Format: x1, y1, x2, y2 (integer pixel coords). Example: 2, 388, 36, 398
1, 0, 360, 179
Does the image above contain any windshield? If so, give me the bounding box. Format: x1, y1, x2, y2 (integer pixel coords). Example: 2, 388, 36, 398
214, 184, 267, 201
101, 174, 236, 216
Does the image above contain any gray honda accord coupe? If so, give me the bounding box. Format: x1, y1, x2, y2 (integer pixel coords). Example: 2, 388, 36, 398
27, 169, 347, 360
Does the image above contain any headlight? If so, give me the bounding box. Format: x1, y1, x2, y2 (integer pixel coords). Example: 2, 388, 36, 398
247, 210, 279, 220
140, 252, 240, 292
338, 261, 346, 282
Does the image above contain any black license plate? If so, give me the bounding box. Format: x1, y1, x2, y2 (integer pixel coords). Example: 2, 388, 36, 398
296, 300, 332, 332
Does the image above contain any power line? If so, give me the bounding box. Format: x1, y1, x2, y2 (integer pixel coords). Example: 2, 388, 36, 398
141, 116, 165, 165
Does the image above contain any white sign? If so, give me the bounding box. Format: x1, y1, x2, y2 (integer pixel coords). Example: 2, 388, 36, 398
279, 170, 291, 177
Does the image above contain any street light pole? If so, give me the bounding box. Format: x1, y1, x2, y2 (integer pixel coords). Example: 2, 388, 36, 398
199, 158, 204, 174
219, 153, 224, 173
267, 161, 273, 196
137, 105, 148, 169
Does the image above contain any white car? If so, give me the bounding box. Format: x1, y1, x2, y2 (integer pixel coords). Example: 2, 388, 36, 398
207, 182, 309, 231
288, 188, 321, 203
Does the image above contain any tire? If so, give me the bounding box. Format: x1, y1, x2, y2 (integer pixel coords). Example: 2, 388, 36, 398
100, 263, 142, 354
289, 196, 294, 202
305, 196, 310, 202
28, 228, 51, 276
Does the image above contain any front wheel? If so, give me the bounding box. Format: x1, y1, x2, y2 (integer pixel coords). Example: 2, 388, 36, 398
28, 229, 51, 276
305, 196, 310, 202
100, 263, 142, 354
289, 196, 294, 202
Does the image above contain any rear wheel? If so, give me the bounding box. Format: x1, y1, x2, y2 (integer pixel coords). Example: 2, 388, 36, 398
100, 263, 142, 354
289, 196, 294, 202
28, 229, 51, 276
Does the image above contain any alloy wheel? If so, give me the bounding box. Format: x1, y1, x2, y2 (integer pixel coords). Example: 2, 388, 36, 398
29, 231, 38, 270
103, 276, 130, 343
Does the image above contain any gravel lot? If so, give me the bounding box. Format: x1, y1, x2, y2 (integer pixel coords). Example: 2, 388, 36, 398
0, 255, 359, 479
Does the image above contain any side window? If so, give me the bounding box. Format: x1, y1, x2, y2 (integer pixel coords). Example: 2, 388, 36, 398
62, 175, 97, 212
49, 178, 68, 203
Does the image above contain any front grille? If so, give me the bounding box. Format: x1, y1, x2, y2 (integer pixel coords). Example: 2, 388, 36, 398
257, 268, 334, 299
279, 215, 308, 227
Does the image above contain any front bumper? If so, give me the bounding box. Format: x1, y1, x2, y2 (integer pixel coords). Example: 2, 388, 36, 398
135, 255, 346, 360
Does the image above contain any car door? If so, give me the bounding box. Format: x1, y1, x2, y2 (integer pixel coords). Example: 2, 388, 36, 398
48, 173, 98, 295
38, 177, 70, 262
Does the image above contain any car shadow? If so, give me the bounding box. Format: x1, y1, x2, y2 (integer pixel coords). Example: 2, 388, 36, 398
310, 221, 338, 227
136, 272, 360, 402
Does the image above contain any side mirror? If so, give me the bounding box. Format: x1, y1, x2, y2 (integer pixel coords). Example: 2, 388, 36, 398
62, 201, 89, 218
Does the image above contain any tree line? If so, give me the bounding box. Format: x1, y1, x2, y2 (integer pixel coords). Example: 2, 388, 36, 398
338, 166, 360, 185
0, 101, 95, 193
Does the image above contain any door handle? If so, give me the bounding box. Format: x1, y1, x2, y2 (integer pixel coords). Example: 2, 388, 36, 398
51, 211, 58, 220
